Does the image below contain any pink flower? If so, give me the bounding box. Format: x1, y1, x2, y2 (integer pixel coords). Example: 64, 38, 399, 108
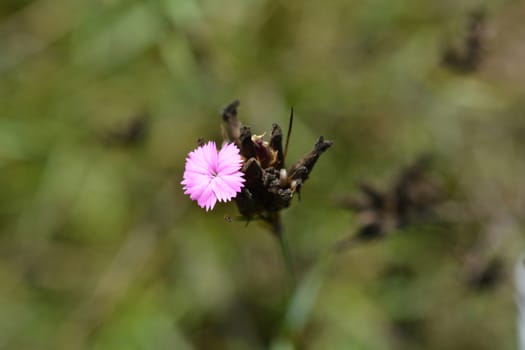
181, 141, 245, 211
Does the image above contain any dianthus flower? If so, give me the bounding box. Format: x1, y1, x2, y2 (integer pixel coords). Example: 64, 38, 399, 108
181, 141, 245, 211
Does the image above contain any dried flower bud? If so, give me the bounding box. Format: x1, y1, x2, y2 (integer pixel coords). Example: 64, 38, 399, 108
220, 100, 333, 234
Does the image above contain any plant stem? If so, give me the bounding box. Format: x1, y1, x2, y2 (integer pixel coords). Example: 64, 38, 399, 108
278, 231, 297, 287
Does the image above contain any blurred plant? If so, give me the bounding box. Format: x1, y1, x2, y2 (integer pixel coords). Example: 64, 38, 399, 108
464, 256, 504, 291
336, 155, 442, 251
442, 9, 486, 73
460, 212, 512, 292
101, 113, 150, 147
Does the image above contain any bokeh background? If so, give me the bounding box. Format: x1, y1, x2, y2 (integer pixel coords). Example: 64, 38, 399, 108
1, 0, 525, 349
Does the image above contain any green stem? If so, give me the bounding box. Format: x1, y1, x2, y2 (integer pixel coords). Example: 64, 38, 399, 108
277, 231, 296, 287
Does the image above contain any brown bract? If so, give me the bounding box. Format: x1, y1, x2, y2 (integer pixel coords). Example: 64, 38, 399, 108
221, 100, 333, 235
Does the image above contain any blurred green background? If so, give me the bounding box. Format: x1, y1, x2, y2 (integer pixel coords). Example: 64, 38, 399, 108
1, 0, 525, 349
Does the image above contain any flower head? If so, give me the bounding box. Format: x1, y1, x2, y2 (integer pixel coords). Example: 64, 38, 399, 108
221, 100, 333, 234
182, 141, 245, 211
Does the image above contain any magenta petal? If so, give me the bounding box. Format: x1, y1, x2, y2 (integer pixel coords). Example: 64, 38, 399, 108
197, 184, 214, 210
186, 179, 210, 201
220, 174, 245, 191
217, 143, 242, 173
212, 176, 234, 202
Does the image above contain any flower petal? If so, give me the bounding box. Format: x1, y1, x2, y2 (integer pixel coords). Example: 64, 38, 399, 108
213, 175, 241, 201
217, 143, 243, 174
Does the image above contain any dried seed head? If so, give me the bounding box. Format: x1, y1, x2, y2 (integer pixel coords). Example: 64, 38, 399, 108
220, 100, 333, 234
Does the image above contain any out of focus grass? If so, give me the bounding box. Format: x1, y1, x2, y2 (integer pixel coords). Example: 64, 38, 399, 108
1, 0, 525, 349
